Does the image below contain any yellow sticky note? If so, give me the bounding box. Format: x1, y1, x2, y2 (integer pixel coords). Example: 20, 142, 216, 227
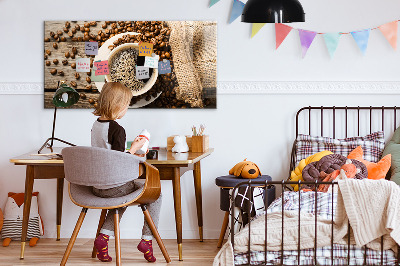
139, 42, 153, 57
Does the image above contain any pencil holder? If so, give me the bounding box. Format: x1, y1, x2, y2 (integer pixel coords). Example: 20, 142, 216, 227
191, 135, 209, 153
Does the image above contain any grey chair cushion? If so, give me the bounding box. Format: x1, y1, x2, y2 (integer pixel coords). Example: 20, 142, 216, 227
69, 180, 145, 208
62, 146, 145, 188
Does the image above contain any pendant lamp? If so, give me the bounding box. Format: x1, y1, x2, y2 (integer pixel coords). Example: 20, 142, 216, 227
241, 0, 305, 23
38, 81, 80, 154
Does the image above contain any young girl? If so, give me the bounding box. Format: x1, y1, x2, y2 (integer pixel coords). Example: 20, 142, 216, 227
91, 82, 162, 263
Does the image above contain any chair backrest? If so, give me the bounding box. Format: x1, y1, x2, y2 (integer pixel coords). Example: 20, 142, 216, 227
62, 146, 145, 187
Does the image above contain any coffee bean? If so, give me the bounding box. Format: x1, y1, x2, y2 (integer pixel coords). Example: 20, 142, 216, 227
45, 61, 51, 66
65, 51, 70, 58
60, 37, 66, 42
87, 72, 91, 76
71, 28, 77, 34
90, 21, 97, 26
86, 85, 92, 90
53, 34, 59, 39
50, 31, 55, 37
44, 54, 48, 60
75, 25, 80, 30
53, 43, 58, 49
108, 45, 114, 50
58, 70, 64, 76
44, 37, 50, 42
71, 63, 76, 69
57, 30, 63, 36
84, 27, 90, 32
53, 59, 59, 65
83, 35, 90, 41
80, 26, 85, 32
68, 32, 73, 37
88, 98, 95, 104
65, 21, 70, 28
86, 77, 91, 83
80, 93, 86, 99
75, 73, 80, 79
45, 50, 51, 55
62, 59, 68, 65
102, 23, 107, 29
50, 69, 57, 75
72, 47, 77, 54
93, 102, 98, 108
70, 81, 77, 87
78, 37, 83, 42
71, 53, 75, 59
63, 27, 69, 33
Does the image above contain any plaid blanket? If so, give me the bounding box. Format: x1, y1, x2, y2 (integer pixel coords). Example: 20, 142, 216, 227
234, 191, 397, 265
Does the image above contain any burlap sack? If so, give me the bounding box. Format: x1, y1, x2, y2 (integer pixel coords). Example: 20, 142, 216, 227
167, 21, 217, 107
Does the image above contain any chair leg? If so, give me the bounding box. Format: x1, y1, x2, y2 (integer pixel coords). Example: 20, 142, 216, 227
114, 209, 121, 266
92, 209, 108, 258
141, 205, 171, 263
60, 208, 88, 266
217, 211, 230, 248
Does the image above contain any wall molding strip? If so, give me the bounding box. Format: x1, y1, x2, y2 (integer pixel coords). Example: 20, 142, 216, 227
1, 81, 399, 95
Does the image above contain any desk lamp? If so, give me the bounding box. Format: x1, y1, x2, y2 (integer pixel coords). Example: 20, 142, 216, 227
38, 81, 80, 154
241, 0, 305, 23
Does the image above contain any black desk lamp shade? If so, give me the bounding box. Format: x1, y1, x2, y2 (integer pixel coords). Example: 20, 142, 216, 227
241, 0, 305, 23
38, 82, 80, 153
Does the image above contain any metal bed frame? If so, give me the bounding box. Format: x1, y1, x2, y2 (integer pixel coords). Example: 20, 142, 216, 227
230, 106, 400, 266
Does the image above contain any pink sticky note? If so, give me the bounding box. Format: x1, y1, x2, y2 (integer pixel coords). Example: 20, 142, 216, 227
94, 61, 109, 76
139, 42, 153, 57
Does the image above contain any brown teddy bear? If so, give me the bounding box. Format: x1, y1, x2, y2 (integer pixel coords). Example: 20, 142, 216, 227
229, 159, 261, 179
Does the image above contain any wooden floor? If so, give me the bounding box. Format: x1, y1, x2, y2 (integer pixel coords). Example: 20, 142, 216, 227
0, 239, 221, 265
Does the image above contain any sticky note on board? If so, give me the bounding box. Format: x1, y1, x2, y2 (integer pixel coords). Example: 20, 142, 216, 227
136, 66, 150, 79
144, 55, 159, 69
76, 58, 91, 72
158, 60, 171, 74
91, 68, 105, 82
94, 60, 109, 75
139, 42, 153, 57
85, 42, 98, 55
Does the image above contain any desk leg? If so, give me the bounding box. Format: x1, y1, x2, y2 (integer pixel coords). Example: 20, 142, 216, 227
172, 167, 183, 261
56, 178, 64, 241
20, 165, 35, 259
193, 161, 203, 242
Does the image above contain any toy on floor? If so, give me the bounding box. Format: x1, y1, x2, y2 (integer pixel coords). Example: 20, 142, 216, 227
229, 159, 261, 179
1, 192, 44, 247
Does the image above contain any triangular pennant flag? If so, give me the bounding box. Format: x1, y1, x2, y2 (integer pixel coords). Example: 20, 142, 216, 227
298, 29, 317, 58
275, 23, 293, 49
229, 0, 245, 24
351, 29, 370, 55
209, 0, 220, 7
378, 21, 398, 50
323, 33, 341, 58
251, 23, 266, 38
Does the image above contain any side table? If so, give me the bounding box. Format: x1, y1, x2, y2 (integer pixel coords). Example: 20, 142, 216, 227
215, 175, 275, 248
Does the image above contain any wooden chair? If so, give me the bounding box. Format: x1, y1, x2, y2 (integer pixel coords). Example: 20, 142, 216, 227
60, 146, 171, 265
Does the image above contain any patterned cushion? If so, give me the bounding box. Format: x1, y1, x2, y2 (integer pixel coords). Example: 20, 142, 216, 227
294, 131, 385, 167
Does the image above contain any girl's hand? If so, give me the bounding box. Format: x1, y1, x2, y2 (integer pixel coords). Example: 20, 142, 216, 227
134, 149, 149, 157
129, 137, 147, 155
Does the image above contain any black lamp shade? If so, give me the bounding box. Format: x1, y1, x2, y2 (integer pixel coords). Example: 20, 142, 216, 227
241, 0, 305, 23
52, 83, 80, 107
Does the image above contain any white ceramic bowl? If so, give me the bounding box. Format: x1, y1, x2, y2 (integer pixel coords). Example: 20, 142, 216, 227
106, 43, 158, 97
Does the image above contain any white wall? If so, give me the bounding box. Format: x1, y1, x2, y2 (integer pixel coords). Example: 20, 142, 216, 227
1, 0, 400, 240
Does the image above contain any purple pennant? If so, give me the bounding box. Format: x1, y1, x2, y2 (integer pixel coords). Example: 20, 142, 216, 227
298, 29, 317, 58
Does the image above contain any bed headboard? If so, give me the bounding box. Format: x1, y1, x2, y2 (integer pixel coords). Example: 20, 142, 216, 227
290, 106, 400, 178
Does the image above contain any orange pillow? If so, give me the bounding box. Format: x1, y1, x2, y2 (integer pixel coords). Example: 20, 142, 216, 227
347, 146, 391, 180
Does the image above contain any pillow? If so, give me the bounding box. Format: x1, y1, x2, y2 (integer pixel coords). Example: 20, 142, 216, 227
348, 146, 391, 180
295, 131, 385, 167
382, 126, 400, 184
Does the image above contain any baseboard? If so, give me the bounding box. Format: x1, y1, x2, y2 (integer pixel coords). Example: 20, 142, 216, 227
1, 81, 400, 95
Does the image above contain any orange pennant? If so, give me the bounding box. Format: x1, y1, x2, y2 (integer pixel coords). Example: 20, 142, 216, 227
275, 23, 293, 49
378, 21, 398, 50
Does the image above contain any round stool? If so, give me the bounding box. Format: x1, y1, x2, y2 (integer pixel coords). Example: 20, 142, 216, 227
215, 175, 275, 248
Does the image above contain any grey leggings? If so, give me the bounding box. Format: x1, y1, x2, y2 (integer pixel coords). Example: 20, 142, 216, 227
92, 180, 162, 240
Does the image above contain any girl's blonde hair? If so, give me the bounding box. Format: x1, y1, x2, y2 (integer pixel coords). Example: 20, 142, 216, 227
93, 82, 132, 120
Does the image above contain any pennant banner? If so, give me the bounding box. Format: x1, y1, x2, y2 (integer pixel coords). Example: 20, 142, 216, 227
209, 0, 220, 7
298, 30, 317, 58
275, 23, 293, 49
379, 21, 398, 50
323, 33, 341, 58
351, 29, 370, 55
229, 0, 245, 24
251, 23, 266, 38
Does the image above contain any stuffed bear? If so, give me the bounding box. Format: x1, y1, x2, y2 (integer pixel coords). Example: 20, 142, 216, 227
1, 192, 44, 247
229, 159, 261, 179
172, 135, 189, 153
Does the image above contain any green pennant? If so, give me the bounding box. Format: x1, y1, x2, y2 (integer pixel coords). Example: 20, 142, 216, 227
209, 0, 220, 7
